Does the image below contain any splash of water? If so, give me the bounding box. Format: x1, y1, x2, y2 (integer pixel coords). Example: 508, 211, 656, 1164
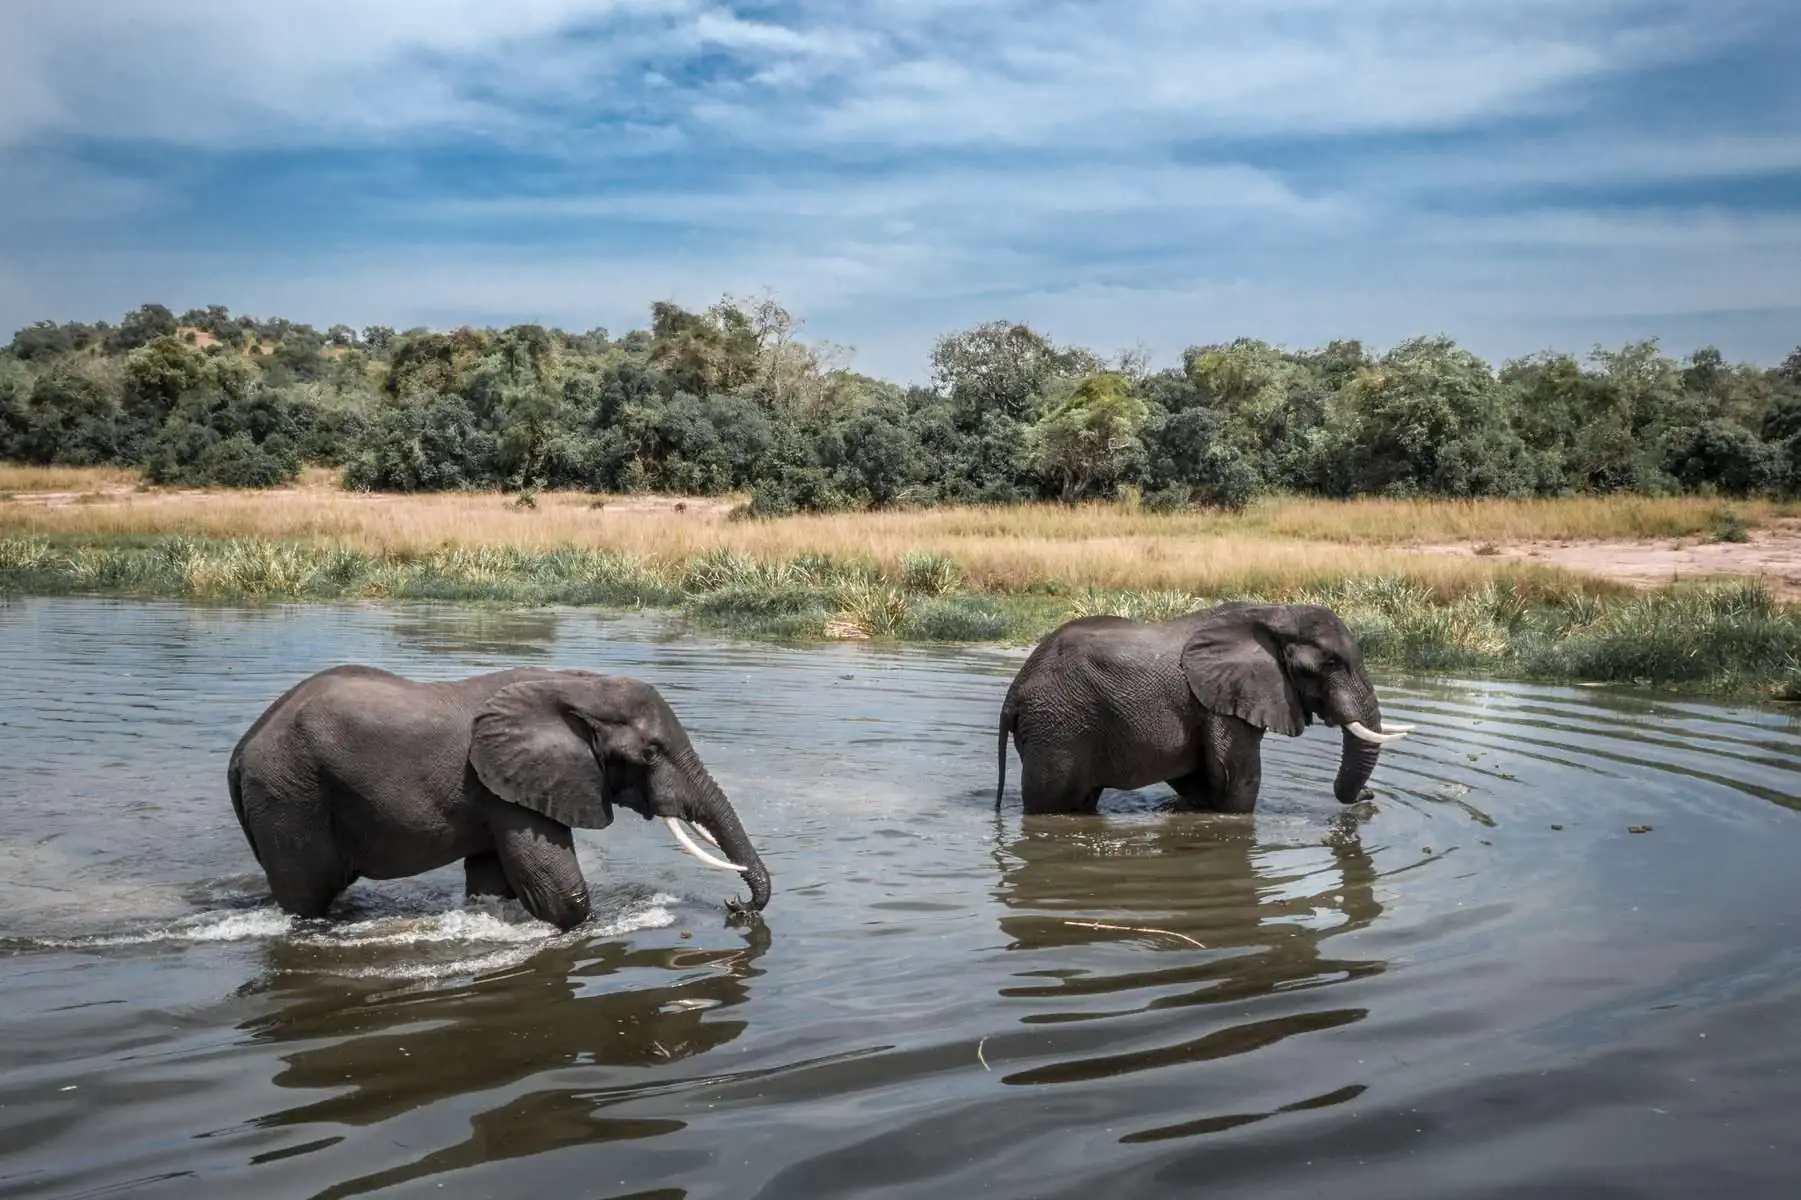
8, 891, 684, 962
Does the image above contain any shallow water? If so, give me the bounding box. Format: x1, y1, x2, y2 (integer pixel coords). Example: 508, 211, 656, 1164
2, 597, 1800, 1199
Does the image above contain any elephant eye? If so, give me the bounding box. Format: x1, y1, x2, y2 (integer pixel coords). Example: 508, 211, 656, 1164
643, 743, 660, 764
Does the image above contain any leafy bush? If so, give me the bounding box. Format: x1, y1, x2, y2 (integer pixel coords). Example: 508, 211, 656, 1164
342, 393, 499, 491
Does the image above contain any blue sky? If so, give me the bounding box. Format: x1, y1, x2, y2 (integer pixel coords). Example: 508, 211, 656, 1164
1, 0, 1798, 381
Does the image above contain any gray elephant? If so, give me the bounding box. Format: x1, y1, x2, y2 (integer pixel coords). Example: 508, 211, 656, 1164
995, 602, 1411, 814
228, 665, 770, 930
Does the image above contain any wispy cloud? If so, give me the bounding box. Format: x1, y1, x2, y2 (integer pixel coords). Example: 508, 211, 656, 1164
0, 1, 1796, 374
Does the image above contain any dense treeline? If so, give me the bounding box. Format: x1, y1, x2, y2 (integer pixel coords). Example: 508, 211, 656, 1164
6, 297, 1801, 514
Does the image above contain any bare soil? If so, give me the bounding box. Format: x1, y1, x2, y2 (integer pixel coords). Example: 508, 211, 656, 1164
1413, 518, 1801, 600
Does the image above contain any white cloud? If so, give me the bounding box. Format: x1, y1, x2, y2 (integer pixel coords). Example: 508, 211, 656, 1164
1, 1, 1783, 151
424, 161, 1347, 231
0, 1, 673, 147
0, 1, 1795, 375
1429, 208, 1801, 252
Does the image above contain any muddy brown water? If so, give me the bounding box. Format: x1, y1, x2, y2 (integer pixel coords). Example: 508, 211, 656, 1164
2, 598, 1799, 1199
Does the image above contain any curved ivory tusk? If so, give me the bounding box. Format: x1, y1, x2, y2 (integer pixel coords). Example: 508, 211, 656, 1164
1381, 722, 1416, 732
690, 821, 722, 848
665, 817, 746, 872
1346, 720, 1410, 745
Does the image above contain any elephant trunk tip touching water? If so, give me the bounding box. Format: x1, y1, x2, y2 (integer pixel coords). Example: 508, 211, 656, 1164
665, 744, 771, 916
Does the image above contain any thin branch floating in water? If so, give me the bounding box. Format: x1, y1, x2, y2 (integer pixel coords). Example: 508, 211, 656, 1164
977, 1037, 990, 1071
1064, 919, 1206, 948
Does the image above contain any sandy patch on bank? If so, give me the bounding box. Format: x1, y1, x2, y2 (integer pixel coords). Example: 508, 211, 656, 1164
1413, 519, 1801, 600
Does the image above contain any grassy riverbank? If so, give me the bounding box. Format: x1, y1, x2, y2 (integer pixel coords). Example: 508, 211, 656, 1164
6, 466, 1801, 696
5, 529, 1801, 699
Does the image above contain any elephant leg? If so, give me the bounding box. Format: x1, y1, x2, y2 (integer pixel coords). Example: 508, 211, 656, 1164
489, 803, 591, 931
464, 851, 516, 902
1200, 711, 1264, 813
239, 775, 359, 919
1166, 768, 1213, 810
1019, 754, 1103, 814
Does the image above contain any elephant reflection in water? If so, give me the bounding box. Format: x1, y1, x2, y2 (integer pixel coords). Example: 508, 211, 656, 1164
986, 810, 1384, 1138
229, 921, 770, 1191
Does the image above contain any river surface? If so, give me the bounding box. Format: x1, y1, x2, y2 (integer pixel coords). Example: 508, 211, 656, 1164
1, 597, 1799, 1199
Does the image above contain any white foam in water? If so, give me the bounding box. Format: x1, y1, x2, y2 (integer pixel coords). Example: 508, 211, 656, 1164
27, 891, 684, 964
40, 907, 299, 948
299, 907, 559, 948
324, 893, 685, 982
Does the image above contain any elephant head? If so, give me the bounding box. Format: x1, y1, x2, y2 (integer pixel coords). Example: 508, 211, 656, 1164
467, 671, 770, 914
1180, 602, 1411, 804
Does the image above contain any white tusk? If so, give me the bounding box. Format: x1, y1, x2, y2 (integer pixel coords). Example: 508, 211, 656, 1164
690, 821, 722, 848
1382, 722, 1416, 732
665, 817, 745, 872
1346, 720, 1410, 745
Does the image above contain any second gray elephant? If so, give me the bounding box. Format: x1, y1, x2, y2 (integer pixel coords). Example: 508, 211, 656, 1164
996, 602, 1411, 814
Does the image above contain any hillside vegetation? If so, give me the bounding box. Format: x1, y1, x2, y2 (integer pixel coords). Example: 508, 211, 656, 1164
6, 297, 1801, 516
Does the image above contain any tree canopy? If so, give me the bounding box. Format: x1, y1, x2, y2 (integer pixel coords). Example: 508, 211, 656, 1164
6, 298, 1800, 511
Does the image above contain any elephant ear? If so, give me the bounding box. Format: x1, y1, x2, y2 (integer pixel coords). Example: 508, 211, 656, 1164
469, 679, 612, 829
1180, 605, 1305, 737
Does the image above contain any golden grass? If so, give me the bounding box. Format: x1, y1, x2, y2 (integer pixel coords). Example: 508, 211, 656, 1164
0, 464, 141, 494
0, 479, 1594, 600
1, 465, 1788, 600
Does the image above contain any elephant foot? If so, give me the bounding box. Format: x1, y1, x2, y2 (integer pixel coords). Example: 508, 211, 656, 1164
1018, 781, 1105, 815
1166, 769, 1214, 810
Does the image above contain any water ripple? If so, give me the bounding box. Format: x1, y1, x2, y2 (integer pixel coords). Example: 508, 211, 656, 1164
1, 598, 1799, 1198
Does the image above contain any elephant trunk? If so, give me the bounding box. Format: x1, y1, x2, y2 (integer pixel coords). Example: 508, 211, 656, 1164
671, 747, 771, 913
1332, 680, 1388, 805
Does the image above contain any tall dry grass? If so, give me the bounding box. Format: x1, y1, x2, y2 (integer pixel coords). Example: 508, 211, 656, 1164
0, 464, 140, 493
0, 467, 1788, 598
1, 484, 1626, 598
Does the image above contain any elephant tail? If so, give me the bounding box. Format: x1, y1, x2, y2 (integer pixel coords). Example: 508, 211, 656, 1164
996, 702, 1016, 807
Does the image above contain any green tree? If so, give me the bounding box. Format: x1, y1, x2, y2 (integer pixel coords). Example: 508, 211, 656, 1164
12, 362, 125, 465
383, 327, 490, 399
1335, 335, 1535, 498
343, 393, 499, 492
118, 335, 210, 457
1023, 372, 1147, 502
929, 320, 1100, 425
469, 325, 566, 490
648, 299, 760, 396
105, 303, 178, 353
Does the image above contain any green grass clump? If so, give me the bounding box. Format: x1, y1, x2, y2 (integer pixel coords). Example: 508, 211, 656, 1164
901, 596, 1014, 642
1708, 506, 1752, 543
1516, 582, 1801, 687
1065, 587, 1206, 623
899, 550, 964, 596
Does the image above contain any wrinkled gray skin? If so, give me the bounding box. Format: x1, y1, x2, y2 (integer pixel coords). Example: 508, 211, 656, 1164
228, 665, 770, 930
997, 602, 1390, 814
